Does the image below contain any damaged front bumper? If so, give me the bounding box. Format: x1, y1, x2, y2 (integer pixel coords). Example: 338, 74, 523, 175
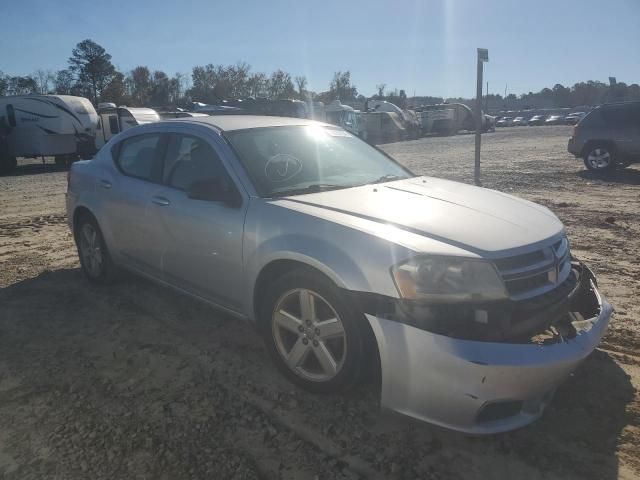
366, 279, 612, 434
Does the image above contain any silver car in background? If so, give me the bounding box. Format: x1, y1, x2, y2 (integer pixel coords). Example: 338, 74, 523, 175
66, 115, 612, 434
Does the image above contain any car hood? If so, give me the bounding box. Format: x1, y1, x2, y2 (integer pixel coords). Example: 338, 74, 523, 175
278, 176, 564, 254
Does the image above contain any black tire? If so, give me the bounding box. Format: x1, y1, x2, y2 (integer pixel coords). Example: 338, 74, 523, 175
74, 213, 118, 284
258, 268, 368, 393
583, 143, 616, 172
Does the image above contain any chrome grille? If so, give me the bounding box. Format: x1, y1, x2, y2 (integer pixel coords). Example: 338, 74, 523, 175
494, 237, 571, 300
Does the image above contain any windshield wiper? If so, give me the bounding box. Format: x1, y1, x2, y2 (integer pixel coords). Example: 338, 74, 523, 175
368, 174, 408, 185
270, 184, 346, 197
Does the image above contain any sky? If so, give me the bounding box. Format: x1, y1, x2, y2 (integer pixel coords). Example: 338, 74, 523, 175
1, 0, 639, 98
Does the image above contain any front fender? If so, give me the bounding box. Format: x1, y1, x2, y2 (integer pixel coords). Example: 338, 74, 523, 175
242, 200, 416, 319
244, 234, 371, 321
252, 234, 370, 286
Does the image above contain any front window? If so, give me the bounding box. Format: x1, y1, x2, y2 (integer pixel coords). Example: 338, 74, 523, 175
225, 125, 412, 197
163, 134, 231, 192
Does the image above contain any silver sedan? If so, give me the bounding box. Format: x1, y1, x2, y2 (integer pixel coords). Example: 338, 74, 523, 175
66, 115, 612, 433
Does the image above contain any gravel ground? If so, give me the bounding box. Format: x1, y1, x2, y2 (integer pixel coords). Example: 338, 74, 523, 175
0, 125, 638, 479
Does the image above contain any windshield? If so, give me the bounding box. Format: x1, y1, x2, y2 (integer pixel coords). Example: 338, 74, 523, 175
225, 125, 412, 197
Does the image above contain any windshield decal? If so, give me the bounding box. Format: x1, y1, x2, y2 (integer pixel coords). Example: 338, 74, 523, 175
264, 154, 303, 182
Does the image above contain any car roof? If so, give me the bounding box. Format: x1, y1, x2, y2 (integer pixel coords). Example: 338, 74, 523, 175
166, 114, 327, 132
599, 100, 640, 109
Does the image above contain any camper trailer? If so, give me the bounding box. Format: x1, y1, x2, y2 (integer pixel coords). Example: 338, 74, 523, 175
416, 102, 495, 136
366, 100, 420, 139
362, 111, 407, 144
323, 100, 367, 139
95, 104, 160, 149
0, 95, 99, 172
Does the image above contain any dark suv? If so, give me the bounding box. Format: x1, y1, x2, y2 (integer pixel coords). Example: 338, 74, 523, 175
568, 101, 640, 171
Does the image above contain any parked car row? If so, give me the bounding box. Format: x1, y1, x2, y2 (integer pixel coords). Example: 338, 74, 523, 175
495, 112, 586, 127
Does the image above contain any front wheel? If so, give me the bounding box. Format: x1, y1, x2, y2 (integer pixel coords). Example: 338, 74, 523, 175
583, 144, 615, 171
259, 269, 367, 393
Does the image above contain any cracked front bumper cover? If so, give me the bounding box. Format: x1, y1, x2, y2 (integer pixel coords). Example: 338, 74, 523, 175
366, 281, 612, 434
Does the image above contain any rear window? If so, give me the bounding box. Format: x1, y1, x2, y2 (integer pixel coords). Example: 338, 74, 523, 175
601, 107, 634, 127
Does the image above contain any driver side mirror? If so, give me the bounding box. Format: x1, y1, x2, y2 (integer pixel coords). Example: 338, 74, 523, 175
187, 178, 242, 207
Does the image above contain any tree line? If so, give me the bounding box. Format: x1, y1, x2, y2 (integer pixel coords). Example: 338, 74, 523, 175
0, 39, 361, 108
448, 81, 640, 111
1, 39, 639, 109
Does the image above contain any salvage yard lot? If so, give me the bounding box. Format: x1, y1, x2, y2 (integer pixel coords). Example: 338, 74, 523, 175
0, 125, 638, 479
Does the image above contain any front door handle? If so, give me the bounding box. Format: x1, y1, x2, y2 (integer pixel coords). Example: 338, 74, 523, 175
99, 179, 112, 189
151, 196, 170, 206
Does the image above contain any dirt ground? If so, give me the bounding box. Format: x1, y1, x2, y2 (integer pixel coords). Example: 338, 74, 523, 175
0, 125, 638, 480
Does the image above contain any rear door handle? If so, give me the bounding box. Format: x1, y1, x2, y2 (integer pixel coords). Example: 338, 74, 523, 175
151, 196, 170, 206
99, 179, 112, 189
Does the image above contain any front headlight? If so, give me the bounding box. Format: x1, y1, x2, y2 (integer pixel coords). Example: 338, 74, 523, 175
391, 256, 508, 303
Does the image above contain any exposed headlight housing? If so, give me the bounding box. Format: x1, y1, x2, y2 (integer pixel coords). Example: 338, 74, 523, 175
391, 256, 508, 303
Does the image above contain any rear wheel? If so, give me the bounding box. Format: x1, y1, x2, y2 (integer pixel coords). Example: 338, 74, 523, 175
75, 214, 118, 284
259, 269, 367, 393
583, 144, 615, 171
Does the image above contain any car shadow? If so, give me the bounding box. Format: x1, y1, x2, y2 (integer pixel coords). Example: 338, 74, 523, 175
0, 268, 635, 480
497, 348, 635, 479
577, 166, 640, 185
374, 343, 634, 480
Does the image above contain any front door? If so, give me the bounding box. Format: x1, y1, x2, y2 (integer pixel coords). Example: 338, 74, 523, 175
154, 133, 247, 310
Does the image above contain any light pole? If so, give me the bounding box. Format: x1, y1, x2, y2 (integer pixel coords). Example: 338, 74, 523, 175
475, 48, 489, 186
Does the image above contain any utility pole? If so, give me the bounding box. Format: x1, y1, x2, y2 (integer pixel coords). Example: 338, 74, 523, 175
475, 48, 488, 186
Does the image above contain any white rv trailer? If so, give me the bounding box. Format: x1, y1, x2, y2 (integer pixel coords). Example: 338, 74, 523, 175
367, 100, 421, 139
0, 95, 99, 172
323, 100, 367, 139
95, 105, 160, 149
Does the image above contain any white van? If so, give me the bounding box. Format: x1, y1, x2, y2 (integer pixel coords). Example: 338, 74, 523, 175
95, 105, 160, 149
0, 95, 99, 171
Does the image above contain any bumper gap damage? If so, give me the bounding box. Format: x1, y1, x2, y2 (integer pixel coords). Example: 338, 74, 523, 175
362, 262, 612, 433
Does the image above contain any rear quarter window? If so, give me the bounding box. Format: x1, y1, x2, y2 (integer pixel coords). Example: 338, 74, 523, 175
115, 134, 163, 182
601, 107, 635, 127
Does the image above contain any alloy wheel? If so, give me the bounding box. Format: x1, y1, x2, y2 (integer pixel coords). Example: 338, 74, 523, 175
586, 148, 612, 170
271, 288, 347, 382
79, 223, 103, 277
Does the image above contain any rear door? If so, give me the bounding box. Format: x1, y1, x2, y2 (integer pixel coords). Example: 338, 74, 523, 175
102, 132, 168, 276
152, 132, 247, 310
601, 105, 639, 157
